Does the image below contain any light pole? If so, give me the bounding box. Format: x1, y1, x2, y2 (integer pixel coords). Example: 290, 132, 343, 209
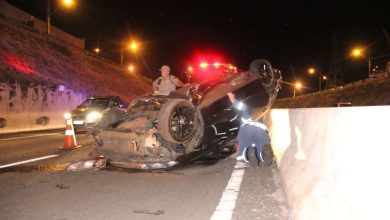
322, 75, 328, 89
46, 0, 74, 34
293, 82, 302, 97
127, 64, 135, 73
368, 48, 372, 77
120, 41, 138, 67
307, 67, 323, 91
46, 0, 51, 34
94, 47, 101, 54
351, 47, 372, 78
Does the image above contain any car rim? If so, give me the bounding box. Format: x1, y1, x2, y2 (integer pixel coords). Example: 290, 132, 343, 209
250, 59, 274, 87
168, 105, 195, 142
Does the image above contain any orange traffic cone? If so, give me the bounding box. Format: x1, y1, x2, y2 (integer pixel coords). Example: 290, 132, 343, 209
61, 118, 81, 149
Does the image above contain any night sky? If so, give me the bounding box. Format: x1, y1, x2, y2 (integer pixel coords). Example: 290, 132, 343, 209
6, 0, 390, 96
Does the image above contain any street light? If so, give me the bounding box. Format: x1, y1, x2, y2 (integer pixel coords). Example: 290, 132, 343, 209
322, 75, 328, 89
120, 40, 138, 67
307, 67, 325, 91
308, 68, 315, 75
46, 0, 75, 34
94, 47, 100, 54
293, 81, 302, 97
127, 64, 135, 73
351, 47, 372, 78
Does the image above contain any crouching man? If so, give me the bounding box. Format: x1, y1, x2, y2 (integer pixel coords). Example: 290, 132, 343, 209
227, 92, 271, 165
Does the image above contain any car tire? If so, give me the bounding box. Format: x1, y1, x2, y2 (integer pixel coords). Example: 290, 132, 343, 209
157, 99, 199, 144
249, 59, 275, 93
258, 144, 273, 166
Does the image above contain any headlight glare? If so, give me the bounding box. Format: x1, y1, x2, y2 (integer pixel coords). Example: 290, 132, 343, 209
64, 112, 71, 119
86, 112, 102, 123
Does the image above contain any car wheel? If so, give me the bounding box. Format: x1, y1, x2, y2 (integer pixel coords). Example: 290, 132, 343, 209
249, 59, 275, 92
246, 147, 259, 167
158, 99, 198, 144
258, 144, 274, 166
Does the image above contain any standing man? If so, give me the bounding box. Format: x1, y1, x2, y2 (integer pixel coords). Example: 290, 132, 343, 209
153, 65, 185, 95
227, 92, 271, 164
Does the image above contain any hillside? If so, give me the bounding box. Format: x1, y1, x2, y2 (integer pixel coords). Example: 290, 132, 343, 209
273, 73, 390, 108
0, 18, 152, 104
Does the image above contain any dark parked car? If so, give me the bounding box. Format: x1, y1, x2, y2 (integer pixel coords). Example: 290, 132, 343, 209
67, 96, 126, 130
91, 59, 281, 169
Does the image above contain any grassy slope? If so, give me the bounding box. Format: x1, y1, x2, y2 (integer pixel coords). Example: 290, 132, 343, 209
273, 74, 390, 108
0, 18, 152, 104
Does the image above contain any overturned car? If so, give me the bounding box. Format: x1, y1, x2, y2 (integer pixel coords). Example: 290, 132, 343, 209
91, 59, 281, 169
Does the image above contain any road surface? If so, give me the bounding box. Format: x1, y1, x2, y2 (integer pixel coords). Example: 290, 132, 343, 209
0, 130, 289, 220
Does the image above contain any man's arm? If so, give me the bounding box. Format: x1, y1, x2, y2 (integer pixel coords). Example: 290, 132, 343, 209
152, 78, 159, 91
227, 92, 251, 120
171, 76, 185, 87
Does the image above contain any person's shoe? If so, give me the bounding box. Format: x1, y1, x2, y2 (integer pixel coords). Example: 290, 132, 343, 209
236, 155, 249, 163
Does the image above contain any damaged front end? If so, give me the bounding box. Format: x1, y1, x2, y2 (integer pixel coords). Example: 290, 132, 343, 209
91, 95, 202, 170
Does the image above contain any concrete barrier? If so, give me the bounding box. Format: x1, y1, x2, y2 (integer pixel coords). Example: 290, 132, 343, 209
268, 106, 390, 220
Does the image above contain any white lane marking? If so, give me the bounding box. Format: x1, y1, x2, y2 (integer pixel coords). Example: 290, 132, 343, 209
0, 133, 63, 141
0, 155, 58, 169
210, 161, 246, 220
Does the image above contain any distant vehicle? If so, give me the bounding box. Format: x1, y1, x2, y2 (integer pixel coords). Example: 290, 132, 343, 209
66, 96, 126, 130
333, 102, 352, 107
90, 59, 282, 170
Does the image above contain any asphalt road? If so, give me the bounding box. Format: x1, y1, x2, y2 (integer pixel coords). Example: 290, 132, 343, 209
0, 130, 289, 220
0, 129, 95, 167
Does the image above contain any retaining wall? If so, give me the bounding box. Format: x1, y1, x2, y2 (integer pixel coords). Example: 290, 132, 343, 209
0, 81, 86, 133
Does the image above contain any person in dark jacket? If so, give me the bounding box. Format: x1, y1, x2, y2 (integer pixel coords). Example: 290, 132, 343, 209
227, 92, 271, 163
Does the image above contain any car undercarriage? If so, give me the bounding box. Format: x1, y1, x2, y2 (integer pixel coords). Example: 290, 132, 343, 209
87, 59, 281, 170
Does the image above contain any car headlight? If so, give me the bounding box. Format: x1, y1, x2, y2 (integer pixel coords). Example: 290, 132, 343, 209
64, 112, 71, 120
86, 112, 102, 123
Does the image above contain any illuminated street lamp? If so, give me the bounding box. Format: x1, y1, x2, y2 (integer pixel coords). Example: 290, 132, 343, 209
351, 47, 372, 77
307, 67, 325, 91
47, 0, 75, 34
352, 48, 362, 57
308, 67, 315, 75
127, 64, 135, 73
322, 75, 328, 89
130, 42, 137, 51
120, 40, 138, 67
293, 81, 302, 97
94, 47, 100, 54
